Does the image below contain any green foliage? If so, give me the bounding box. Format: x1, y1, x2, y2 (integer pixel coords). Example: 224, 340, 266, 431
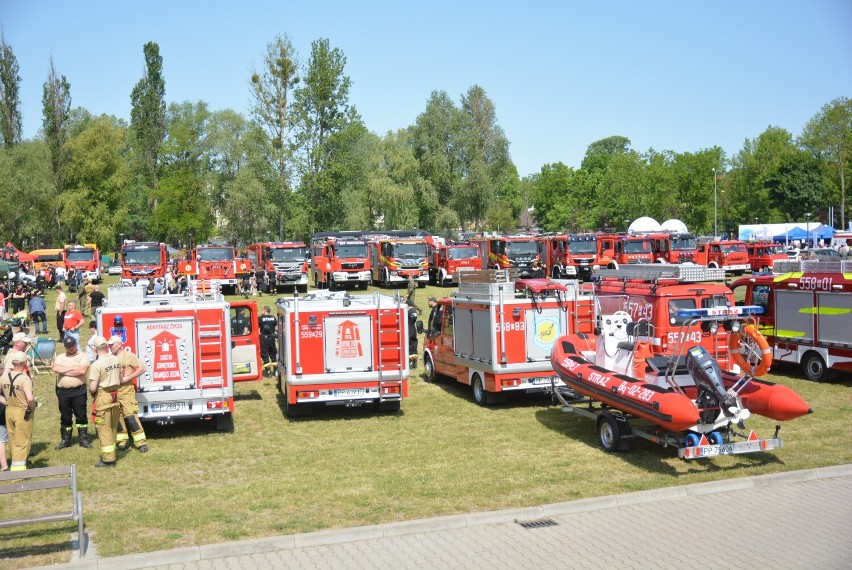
41, 57, 72, 192
0, 31, 23, 148
130, 41, 166, 193
0, 141, 55, 246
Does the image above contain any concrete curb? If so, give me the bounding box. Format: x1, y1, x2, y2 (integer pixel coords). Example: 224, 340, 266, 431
28, 464, 852, 570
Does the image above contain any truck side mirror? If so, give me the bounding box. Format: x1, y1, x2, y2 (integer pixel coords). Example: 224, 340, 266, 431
415, 321, 424, 334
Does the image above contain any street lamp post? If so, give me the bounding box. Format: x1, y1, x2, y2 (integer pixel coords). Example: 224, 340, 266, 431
712, 168, 718, 237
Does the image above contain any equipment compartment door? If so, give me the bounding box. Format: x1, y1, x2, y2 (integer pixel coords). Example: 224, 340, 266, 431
230, 301, 263, 382
136, 317, 197, 392
525, 307, 564, 361
324, 315, 373, 373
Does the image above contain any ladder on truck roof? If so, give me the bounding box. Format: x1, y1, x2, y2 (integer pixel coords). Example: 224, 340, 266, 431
375, 291, 405, 403
773, 259, 852, 274
595, 264, 725, 283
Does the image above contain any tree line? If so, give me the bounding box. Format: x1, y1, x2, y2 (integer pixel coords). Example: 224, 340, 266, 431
1, 31, 850, 252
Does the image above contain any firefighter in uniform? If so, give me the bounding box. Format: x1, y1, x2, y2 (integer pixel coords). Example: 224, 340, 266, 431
107, 336, 148, 453
258, 305, 277, 375
0, 352, 36, 471
88, 336, 122, 467
51, 336, 92, 449
3, 332, 32, 376
407, 300, 419, 368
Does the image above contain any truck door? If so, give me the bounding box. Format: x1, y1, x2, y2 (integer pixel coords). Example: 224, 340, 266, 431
229, 301, 263, 382
434, 305, 457, 374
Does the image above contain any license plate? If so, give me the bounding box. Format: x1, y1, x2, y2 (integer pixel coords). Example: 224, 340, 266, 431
334, 388, 366, 397
529, 377, 554, 385
152, 402, 184, 413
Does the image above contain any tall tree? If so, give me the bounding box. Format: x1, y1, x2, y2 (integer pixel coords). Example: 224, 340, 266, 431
800, 97, 852, 229
42, 56, 72, 193
130, 41, 166, 199
0, 30, 23, 148
0, 141, 54, 246
250, 34, 300, 238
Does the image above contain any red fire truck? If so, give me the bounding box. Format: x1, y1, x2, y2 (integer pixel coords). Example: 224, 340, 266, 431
428, 241, 481, 285
247, 242, 309, 293
96, 286, 262, 429
745, 241, 788, 273
64, 243, 102, 282
731, 259, 852, 382
595, 234, 654, 269
647, 232, 697, 264
694, 238, 750, 275
180, 244, 248, 294
367, 230, 431, 287
422, 270, 595, 405
469, 235, 542, 278
120, 241, 169, 286
594, 264, 742, 369
538, 233, 599, 280
276, 290, 409, 416
310, 232, 372, 290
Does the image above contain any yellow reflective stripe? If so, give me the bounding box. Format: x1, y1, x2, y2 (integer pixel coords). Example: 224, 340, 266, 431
101, 445, 116, 453
773, 272, 802, 282
116, 433, 129, 442
776, 330, 806, 338
799, 307, 851, 315
10, 464, 27, 471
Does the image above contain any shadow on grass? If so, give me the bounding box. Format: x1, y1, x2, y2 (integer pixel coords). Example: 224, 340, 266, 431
273, 390, 407, 422
771, 361, 852, 388
423, 372, 558, 411
234, 389, 263, 401
534, 405, 784, 476
0, 530, 72, 560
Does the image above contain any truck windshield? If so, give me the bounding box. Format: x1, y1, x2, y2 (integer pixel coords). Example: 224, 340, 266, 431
36, 253, 64, 262
766, 244, 785, 254
66, 250, 96, 261
668, 299, 696, 325
123, 250, 163, 266
568, 241, 597, 254
448, 246, 479, 260
394, 243, 427, 258
270, 247, 307, 262
670, 236, 697, 251
197, 247, 234, 261
506, 241, 538, 256
721, 243, 747, 253
335, 243, 367, 258
625, 240, 652, 254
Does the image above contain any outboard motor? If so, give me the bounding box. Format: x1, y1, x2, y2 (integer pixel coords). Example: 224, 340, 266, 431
686, 345, 739, 424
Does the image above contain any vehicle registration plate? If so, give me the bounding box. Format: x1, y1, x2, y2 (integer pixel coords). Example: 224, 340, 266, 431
529, 377, 553, 385
152, 402, 184, 413
334, 388, 366, 397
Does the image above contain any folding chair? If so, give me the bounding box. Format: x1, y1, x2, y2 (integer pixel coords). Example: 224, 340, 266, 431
28, 337, 57, 375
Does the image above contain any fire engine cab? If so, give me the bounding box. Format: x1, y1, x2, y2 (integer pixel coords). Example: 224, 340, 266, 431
594, 264, 739, 368
469, 235, 541, 278
96, 286, 262, 429
310, 231, 372, 290
246, 242, 309, 293
276, 291, 410, 416
427, 241, 481, 285
694, 237, 750, 275
745, 241, 788, 273
596, 234, 654, 269
64, 243, 102, 283
731, 259, 852, 382
421, 270, 595, 405
180, 244, 248, 294
367, 230, 431, 287
120, 241, 168, 286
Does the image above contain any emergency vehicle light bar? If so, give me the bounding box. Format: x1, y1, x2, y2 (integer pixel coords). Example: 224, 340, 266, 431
674, 305, 764, 318
595, 264, 725, 283
773, 259, 852, 274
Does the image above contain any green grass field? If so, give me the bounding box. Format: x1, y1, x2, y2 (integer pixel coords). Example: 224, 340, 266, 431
1, 276, 850, 568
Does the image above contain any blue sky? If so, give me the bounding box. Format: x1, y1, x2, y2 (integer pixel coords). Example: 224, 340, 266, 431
2, 0, 850, 177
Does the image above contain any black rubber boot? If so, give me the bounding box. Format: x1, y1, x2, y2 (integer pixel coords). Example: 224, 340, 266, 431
54, 428, 73, 450
78, 427, 93, 449
95, 461, 116, 468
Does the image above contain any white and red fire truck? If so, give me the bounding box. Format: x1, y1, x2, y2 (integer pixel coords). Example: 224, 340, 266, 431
427, 241, 481, 285
120, 241, 169, 286
96, 286, 262, 429
367, 230, 431, 287
180, 244, 249, 294
421, 270, 595, 405
694, 237, 750, 275
731, 259, 852, 382
64, 243, 102, 282
246, 241, 309, 293
309, 232, 372, 290
276, 290, 410, 416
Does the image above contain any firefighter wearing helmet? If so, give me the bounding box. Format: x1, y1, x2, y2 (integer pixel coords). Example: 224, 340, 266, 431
107, 335, 149, 453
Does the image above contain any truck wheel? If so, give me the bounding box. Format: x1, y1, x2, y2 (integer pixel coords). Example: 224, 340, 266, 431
597, 412, 624, 452
802, 352, 830, 382
424, 354, 436, 383
472, 374, 490, 406
358, 281, 368, 290
378, 400, 401, 413
328, 276, 336, 291
216, 413, 234, 431
298, 283, 308, 294
285, 398, 313, 418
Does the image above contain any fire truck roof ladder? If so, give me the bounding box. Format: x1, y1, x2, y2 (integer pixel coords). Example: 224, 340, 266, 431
376, 291, 405, 400
773, 259, 852, 275
595, 264, 726, 283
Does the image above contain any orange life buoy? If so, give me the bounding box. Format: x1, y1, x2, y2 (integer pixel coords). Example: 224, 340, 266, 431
729, 324, 771, 376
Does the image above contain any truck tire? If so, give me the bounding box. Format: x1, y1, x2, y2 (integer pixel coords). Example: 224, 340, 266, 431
551, 267, 561, 279
298, 283, 308, 294
216, 413, 234, 431
328, 276, 336, 291
423, 354, 436, 383
472, 374, 488, 405
285, 398, 313, 418
802, 351, 830, 382
378, 400, 401, 413
358, 281, 368, 290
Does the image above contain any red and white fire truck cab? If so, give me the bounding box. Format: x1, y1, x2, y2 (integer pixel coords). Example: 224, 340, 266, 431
596, 234, 654, 269
745, 241, 788, 273
538, 233, 599, 281
180, 245, 248, 294
469, 235, 542, 278
96, 287, 262, 429
120, 241, 169, 286
647, 232, 697, 264
276, 291, 410, 416
731, 259, 852, 382
594, 265, 740, 368
64, 243, 102, 283
367, 230, 431, 287
428, 241, 481, 285
247, 242, 309, 293
309, 232, 372, 290
694, 237, 750, 275
422, 270, 595, 405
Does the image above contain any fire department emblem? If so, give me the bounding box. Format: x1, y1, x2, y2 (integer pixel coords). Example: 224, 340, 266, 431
335, 319, 363, 359
532, 315, 559, 351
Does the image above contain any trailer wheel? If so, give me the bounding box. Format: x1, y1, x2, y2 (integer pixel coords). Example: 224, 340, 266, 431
472, 374, 488, 406
423, 354, 436, 383
708, 431, 724, 445
597, 412, 629, 452
802, 351, 830, 382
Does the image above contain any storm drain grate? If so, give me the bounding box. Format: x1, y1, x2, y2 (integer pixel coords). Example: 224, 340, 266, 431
516, 517, 558, 529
